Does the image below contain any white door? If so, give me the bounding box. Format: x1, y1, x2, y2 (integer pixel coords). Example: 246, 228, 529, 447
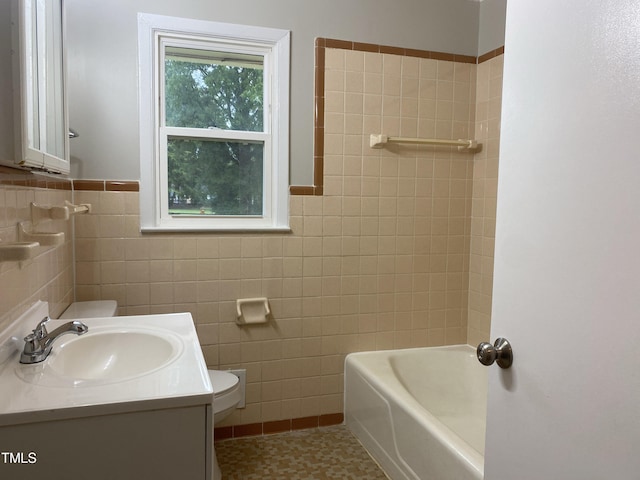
484, 1, 640, 479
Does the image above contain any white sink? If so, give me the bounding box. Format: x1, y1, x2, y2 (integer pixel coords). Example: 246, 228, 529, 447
0, 303, 213, 426
15, 325, 184, 387
49, 327, 182, 382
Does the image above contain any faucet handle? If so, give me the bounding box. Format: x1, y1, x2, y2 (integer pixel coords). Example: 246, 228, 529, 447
33, 316, 50, 339
22, 333, 40, 354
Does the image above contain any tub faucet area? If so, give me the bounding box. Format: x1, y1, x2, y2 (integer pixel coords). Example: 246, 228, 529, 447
20, 317, 89, 364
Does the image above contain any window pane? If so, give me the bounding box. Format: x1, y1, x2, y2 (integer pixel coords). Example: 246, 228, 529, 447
168, 138, 263, 216
164, 46, 264, 132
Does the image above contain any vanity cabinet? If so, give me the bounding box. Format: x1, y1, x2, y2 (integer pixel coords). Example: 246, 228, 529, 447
0, 404, 214, 480
0, 306, 214, 480
0, 0, 70, 174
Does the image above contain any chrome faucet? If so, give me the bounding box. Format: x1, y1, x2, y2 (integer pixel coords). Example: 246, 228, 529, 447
20, 316, 89, 364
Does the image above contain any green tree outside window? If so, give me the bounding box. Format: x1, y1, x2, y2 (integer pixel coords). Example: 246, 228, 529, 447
164, 53, 264, 216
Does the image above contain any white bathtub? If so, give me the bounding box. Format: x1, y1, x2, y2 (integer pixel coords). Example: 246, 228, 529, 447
344, 345, 487, 480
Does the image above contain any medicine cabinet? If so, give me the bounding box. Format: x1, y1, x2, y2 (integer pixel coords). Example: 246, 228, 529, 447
1, 0, 70, 174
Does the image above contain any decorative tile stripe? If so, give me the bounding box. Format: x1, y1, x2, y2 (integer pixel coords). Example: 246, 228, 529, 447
320, 37, 477, 64
0, 174, 140, 193
478, 46, 505, 64
72, 180, 105, 191
215, 425, 388, 480
73, 180, 139, 192
105, 181, 139, 192
319, 412, 344, 426
289, 37, 505, 197
214, 413, 344, 441
288, 185, 316, 195
0, 167, 72, 190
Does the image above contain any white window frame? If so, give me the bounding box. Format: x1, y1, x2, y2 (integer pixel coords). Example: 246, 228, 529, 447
138, 13, 290, 232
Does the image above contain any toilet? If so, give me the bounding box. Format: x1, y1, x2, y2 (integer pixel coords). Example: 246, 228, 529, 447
208, 369, 241, 480
59, 300, 118, 319
208, 369, 241, 425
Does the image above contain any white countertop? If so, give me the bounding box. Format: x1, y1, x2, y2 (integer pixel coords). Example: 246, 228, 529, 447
0, 302, 213, 427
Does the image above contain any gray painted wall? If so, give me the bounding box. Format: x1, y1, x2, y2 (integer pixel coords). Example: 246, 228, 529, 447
478, 0, 507, 56
65, 0, 504, 183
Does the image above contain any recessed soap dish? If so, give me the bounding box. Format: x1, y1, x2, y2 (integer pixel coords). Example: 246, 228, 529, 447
236, 297, 271, 325
19, 222, 65, 246
0, 242, 39, 262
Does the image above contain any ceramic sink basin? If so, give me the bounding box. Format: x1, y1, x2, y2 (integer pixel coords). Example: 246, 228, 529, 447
16, 325, 184, 387
48, 328, 183, 382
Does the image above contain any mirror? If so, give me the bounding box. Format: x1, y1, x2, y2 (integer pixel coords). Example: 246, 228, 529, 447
12, 0, 69, 174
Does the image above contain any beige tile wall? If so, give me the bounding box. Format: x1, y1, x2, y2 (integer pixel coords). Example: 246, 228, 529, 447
467, 54, 503, 346
0, 174, 74, 330
323, 48, 477, 348
72, 49, 496, 428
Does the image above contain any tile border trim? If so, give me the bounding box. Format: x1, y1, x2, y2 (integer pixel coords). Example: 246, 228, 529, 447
0, 170, 140, 193
478, 46, 505, 64
289, 39, 505, 197
0, 167, 72, 190
73, 180, 140, 192
214, 413, 344, 441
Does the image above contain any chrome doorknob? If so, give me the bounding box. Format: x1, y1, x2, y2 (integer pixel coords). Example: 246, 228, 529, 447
476, 338, 513, 369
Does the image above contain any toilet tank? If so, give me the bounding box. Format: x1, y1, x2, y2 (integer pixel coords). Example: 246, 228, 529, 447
59, 301, 118, 319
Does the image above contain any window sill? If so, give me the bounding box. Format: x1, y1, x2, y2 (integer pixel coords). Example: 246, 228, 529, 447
140, 226, 292, 234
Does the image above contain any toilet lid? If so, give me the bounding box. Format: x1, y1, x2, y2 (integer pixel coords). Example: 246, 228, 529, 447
209, 370, 239, 396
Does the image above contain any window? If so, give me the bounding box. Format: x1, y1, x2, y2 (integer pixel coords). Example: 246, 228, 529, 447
138, 14, 290, 231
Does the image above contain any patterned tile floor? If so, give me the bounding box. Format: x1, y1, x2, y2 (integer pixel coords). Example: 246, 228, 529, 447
215, 425, 390, 479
